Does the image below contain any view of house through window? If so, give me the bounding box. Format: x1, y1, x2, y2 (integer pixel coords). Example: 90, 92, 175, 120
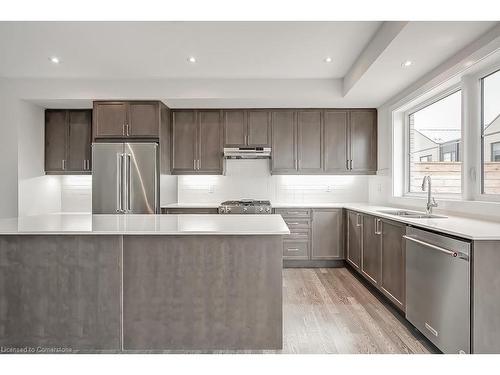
408, 90, 462, 194
482, 69, 500, 195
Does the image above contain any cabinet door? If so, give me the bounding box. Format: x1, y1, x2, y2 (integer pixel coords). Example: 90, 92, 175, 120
45, 110, 68, 172
350, 109, 377, 173
223, 110, 246, 147
128, 102, 159, 138
198, 110, 223, 173
172, 110, 197, 173
247, 110, 271, 147
311, 209, 343, 260
67, 110, 92, 172
361, 215, 381, 285
93, 102, 127, 138
297, 110, 322, 172
380, 219, 406, 311
271, 111, 296, 173
324, 110, 349, 173
347, 211, 362, 269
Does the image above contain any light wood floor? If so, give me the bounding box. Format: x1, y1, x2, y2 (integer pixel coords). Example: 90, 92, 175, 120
278, 267, 435, 354
165, 268, 436, 354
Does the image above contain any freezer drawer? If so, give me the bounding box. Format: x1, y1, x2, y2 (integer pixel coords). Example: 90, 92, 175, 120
405, 227, 470, 354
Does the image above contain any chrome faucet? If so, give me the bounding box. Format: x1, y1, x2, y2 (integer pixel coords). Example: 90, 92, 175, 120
421, 175, 438, 215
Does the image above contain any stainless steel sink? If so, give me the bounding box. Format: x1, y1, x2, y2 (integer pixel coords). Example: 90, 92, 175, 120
377, 209, 447, 219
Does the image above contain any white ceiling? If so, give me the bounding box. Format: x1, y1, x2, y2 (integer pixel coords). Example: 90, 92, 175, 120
0, 21, 381, 79
0, 21, 498, 108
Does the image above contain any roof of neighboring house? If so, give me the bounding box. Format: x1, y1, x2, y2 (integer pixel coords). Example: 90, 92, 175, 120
415, 129, 461, 144
485, 113, 500, 134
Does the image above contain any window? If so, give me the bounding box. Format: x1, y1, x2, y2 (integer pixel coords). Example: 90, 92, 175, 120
407, 90, 462, 194
481, 69, 500, 195
492, 142, 500, 162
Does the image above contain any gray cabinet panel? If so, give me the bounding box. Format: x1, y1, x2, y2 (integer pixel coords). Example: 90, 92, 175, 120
122, 235, 282, 350
128, 101, 159, 138
361, 215, 381, 284
247, 110, 271, 147
68, 110, 92, 172
324, 110, 349, 173
283, 240, 309, 259
311, 209, 343, 260
198, 110, 223, 173
271, 111, 296, 173
347, 211, 362, 269
93, 102, 127, 138
350, 110, 377, 172
297, 110, 323, 172
0, 235, 121, 351
45, 110, 68, 172
223, 110, 246, 147
172, 110, 197, 173
162, 207, 219, 214
380, 219, 405, 310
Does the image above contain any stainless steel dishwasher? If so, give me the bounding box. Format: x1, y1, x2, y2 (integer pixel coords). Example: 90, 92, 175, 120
404, 226, 470, 354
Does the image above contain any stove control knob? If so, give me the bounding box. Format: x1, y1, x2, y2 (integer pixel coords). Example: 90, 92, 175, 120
266, 207, 271, 213
243, 207, 247, 212
259, 207, 264, 212
227, 207, 231, 213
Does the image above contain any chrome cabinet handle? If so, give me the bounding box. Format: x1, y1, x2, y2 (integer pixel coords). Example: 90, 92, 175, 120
61, 159, 66, 170
287, 248, 300, 252
126, 123, 130, 136
350, 160, 353, 170
375, 218, 382, 235
356, 213, 362, 227
346, 159, 349, 170
403, 235, 462, 258
194, 159, 196, 170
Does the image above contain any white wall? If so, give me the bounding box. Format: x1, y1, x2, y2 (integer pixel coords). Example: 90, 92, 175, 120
17, 100, 61, 216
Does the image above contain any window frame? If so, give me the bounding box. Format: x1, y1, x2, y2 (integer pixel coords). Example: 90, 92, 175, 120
403, 84, 463, 199
491, 142, 500, 162
480, 67, 500, 196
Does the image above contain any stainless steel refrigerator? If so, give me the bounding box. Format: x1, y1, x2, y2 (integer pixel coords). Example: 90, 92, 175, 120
92, 143, 159, 214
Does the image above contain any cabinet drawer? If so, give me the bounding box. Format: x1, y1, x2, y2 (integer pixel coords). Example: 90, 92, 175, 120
275, 208, 311, 218
285, 230, 310, 241
283, 241, 309, 259
283, 218, 311, 230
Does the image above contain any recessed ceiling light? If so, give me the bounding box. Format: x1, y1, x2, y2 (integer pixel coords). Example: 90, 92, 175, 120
324, 57, 333, 63
49, 56, 60, 64
401, 60, 413, 68
187, 56, 196, 63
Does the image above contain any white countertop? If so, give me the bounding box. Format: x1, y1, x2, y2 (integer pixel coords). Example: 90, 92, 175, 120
0, 214, 290, 235
162, 202, 500, 240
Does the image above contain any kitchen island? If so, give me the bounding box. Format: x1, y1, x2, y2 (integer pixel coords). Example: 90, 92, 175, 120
0, 214, 289, 353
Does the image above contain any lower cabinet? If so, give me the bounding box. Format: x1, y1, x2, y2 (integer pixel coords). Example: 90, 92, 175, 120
311, 209, 343, 260
346, 210, 406, 312
361, 215, 381, 284
277, 208, 343, 263
379, 219, 406, 311
346, 211, 362, 269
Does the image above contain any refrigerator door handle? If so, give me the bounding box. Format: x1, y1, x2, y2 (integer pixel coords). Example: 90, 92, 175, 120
116, 153, 123, 213
126, 153, 131, 212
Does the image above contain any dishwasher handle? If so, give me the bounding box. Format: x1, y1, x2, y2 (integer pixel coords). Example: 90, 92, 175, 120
403, 235, 466, 259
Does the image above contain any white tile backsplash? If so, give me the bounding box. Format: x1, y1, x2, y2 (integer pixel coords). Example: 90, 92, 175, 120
61, 175, 92, 213
177, 159, 369, 204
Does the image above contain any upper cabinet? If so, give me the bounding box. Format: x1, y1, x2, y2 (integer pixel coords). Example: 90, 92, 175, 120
349, 109, 377, 173
93, 101, 171, 174
45, 109, 92, 174
223, 110, 271, 147
271, 109, 377, 175
172, 110, 223, 175
93, 101, 163, 139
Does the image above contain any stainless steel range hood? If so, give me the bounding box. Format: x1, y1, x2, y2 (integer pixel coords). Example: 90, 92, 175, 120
223, 147, 271, 159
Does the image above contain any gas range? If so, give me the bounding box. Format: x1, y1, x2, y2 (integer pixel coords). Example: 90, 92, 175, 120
218, 199, 272, 214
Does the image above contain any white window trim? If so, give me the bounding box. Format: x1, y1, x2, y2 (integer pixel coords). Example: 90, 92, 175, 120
468, 61, 500, 202
402, 84, 463, 200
